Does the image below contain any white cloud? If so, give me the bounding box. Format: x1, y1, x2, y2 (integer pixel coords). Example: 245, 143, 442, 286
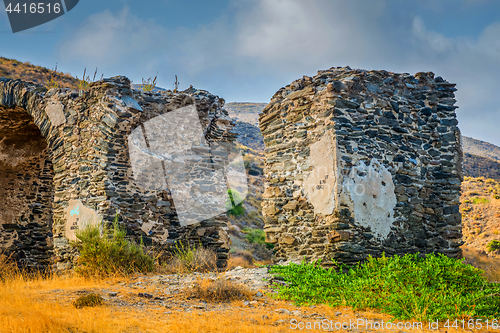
412, 17, 454, 53
59, 7, 168, 67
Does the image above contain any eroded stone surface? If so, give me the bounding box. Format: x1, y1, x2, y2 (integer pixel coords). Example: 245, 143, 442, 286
340, 160, 397, 240
64, 200, 102, 242
303, 130, 338, 215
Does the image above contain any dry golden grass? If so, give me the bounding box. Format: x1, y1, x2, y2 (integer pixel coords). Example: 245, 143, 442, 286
226, 255, 256, 269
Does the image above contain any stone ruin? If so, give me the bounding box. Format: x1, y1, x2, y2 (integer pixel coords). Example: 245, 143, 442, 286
259, 66, 463, 267
0, 76, 239, 271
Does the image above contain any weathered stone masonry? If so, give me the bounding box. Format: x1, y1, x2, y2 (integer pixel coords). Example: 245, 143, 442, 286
259, 67, 463, 267
0, 76, 234, 270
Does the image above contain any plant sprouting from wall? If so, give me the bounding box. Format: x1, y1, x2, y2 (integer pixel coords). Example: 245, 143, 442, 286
76, 67, 103, 91
173, 75, 180, 93
44, 63, 60, 90
141, 74, 158, 92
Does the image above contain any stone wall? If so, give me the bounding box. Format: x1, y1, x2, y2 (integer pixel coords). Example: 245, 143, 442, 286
259, 67, 463, 267
0, 76, 235, 270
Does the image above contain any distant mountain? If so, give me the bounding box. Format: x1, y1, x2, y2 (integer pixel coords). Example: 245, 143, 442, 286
462, 136, 500, 162
224, 102, 267, 126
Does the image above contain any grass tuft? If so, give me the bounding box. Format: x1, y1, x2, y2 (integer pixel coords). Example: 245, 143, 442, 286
186, 278, 252, 303
73, 293, 104, 309
160, 241, 218, 274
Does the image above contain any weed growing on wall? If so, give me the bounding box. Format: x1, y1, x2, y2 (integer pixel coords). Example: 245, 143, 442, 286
44, 63, 59, 89
69, 214, 154, 277
173, 75, 179, 92
141, 74, 158, 91
269, 253, 500, 321
76, 67, 103, 91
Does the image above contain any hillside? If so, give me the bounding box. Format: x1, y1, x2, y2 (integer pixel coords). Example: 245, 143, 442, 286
462, 136, 500, 162
463, 153, 500, 181
0, 56, 78, 88
461, 177, 500, 255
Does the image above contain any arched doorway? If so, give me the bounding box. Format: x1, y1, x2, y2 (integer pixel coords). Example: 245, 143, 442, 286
0, 104, 54, 270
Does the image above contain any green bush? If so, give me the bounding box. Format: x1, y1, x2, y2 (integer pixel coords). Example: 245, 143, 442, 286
269, 253, 500, 321
487, 240, 500, 252
226, 189, 245, 216
69, 214, 154, 277
242, 228, 274, 249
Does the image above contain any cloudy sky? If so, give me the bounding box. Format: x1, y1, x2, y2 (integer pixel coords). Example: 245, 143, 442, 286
1, 0, 499, 145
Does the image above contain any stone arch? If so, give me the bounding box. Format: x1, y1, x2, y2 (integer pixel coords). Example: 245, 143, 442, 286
0, 76, 235, 271
0, 78, 63, 270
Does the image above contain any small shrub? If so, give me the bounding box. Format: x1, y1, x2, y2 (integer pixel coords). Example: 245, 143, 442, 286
186, 278, 252, 303
493, 230, 499, 235
226, 189, 245, 216
269, 253, 500, 321
461, 207, 471, 212
463, 199, 471, 203
227, 255, 254, 269
73, 293, 104, 308
69, 214, 154, 277
487, 240, 500, 252
471, 197, 490, 205
494, 195, 500, 200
